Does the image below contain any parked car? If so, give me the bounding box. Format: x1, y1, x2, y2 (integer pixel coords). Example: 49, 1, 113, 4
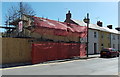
100, 48, 119, 58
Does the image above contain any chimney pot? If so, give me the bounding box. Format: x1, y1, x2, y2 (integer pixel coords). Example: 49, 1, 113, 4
107, 25, 112, 29
115, 27, 120, 31
97, 21, 103, 27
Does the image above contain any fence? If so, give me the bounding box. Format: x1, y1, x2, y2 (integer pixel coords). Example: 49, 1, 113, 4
1, 38, 31, 64
1, 38, 86, 64
0, 38, 2, 64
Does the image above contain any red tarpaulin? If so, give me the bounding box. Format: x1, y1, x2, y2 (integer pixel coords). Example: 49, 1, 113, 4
33, 16, 87, 37
30, 16, 87, 64
32, 42, 86, 64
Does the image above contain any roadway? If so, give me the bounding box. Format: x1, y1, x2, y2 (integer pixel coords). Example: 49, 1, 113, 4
1, 57, 119, 75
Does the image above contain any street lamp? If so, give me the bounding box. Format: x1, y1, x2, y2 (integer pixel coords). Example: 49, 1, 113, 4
83, 13, 90, 57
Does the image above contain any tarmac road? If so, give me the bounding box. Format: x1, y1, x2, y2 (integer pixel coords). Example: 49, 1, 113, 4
1, 57, 119, 75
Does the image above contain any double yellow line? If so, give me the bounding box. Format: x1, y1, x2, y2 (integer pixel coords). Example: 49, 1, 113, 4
0, 59, 85, 70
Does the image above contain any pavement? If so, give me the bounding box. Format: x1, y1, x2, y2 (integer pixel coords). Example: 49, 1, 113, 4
80, 54, 100, 59
1, 54, 100, 68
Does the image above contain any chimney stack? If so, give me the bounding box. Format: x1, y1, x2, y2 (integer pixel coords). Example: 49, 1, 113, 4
107, 25, 112, 29
64, 10, 72, 23
115, 27, 120, 31
66, 10, 71, 20
97, 21, 103, 27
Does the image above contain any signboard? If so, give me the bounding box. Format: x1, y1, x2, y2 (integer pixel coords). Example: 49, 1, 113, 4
18, 21, 23, 32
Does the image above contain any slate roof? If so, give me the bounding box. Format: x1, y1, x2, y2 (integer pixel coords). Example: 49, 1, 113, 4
72, 19, 120, 34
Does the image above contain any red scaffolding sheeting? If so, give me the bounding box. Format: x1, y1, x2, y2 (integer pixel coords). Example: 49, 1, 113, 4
33, 17, 87, 37
32, 42, 86, 64
31, 17, 87, 64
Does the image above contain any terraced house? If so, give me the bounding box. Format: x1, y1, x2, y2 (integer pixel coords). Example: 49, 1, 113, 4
110, 29, 120, 50
64, 11, 120, 54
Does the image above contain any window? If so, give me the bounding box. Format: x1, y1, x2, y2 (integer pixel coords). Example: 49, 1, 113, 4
94, 32, 97, 38
101, 34, 104, 38
101, 32, 104, 38
107, 34, 110, 39
107, 34, 109, 39
108, 43, 110, 48
113, 44, 115, 49
118, 44, 120, 51
111, 49, 117, 52
101, 44, 104, 49
113, 35, 115, 40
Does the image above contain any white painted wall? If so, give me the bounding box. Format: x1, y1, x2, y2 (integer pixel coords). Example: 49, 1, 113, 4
111, 33, 119, 50
88, 29, 99, 54
118, 34, 120, 51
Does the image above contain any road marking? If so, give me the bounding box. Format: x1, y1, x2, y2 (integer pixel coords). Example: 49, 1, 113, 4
0, 57, 99, 71
0, 59, 88, 70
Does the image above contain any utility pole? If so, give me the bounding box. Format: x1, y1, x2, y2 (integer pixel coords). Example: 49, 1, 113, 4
20, 2, 23, 18
19, 2, 24, 37
83, 13, 90, 57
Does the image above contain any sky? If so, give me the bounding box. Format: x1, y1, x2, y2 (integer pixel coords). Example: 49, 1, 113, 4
1, 2, 118, 32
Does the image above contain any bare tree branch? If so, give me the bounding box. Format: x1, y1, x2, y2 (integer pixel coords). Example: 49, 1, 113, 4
5, 2, 35, 25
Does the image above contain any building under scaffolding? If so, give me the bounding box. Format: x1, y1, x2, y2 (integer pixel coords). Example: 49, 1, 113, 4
0, 14, 87, 43
1, 14, 88, 64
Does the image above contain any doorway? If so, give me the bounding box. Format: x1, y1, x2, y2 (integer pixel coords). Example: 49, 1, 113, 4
94, 43, 97, 54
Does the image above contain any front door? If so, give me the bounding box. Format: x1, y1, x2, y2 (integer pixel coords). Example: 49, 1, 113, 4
94, 43, 97, 54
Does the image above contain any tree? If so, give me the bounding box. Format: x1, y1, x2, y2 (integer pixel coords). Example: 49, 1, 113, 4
4, 2, 36, 37
5, 2, 35, 25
